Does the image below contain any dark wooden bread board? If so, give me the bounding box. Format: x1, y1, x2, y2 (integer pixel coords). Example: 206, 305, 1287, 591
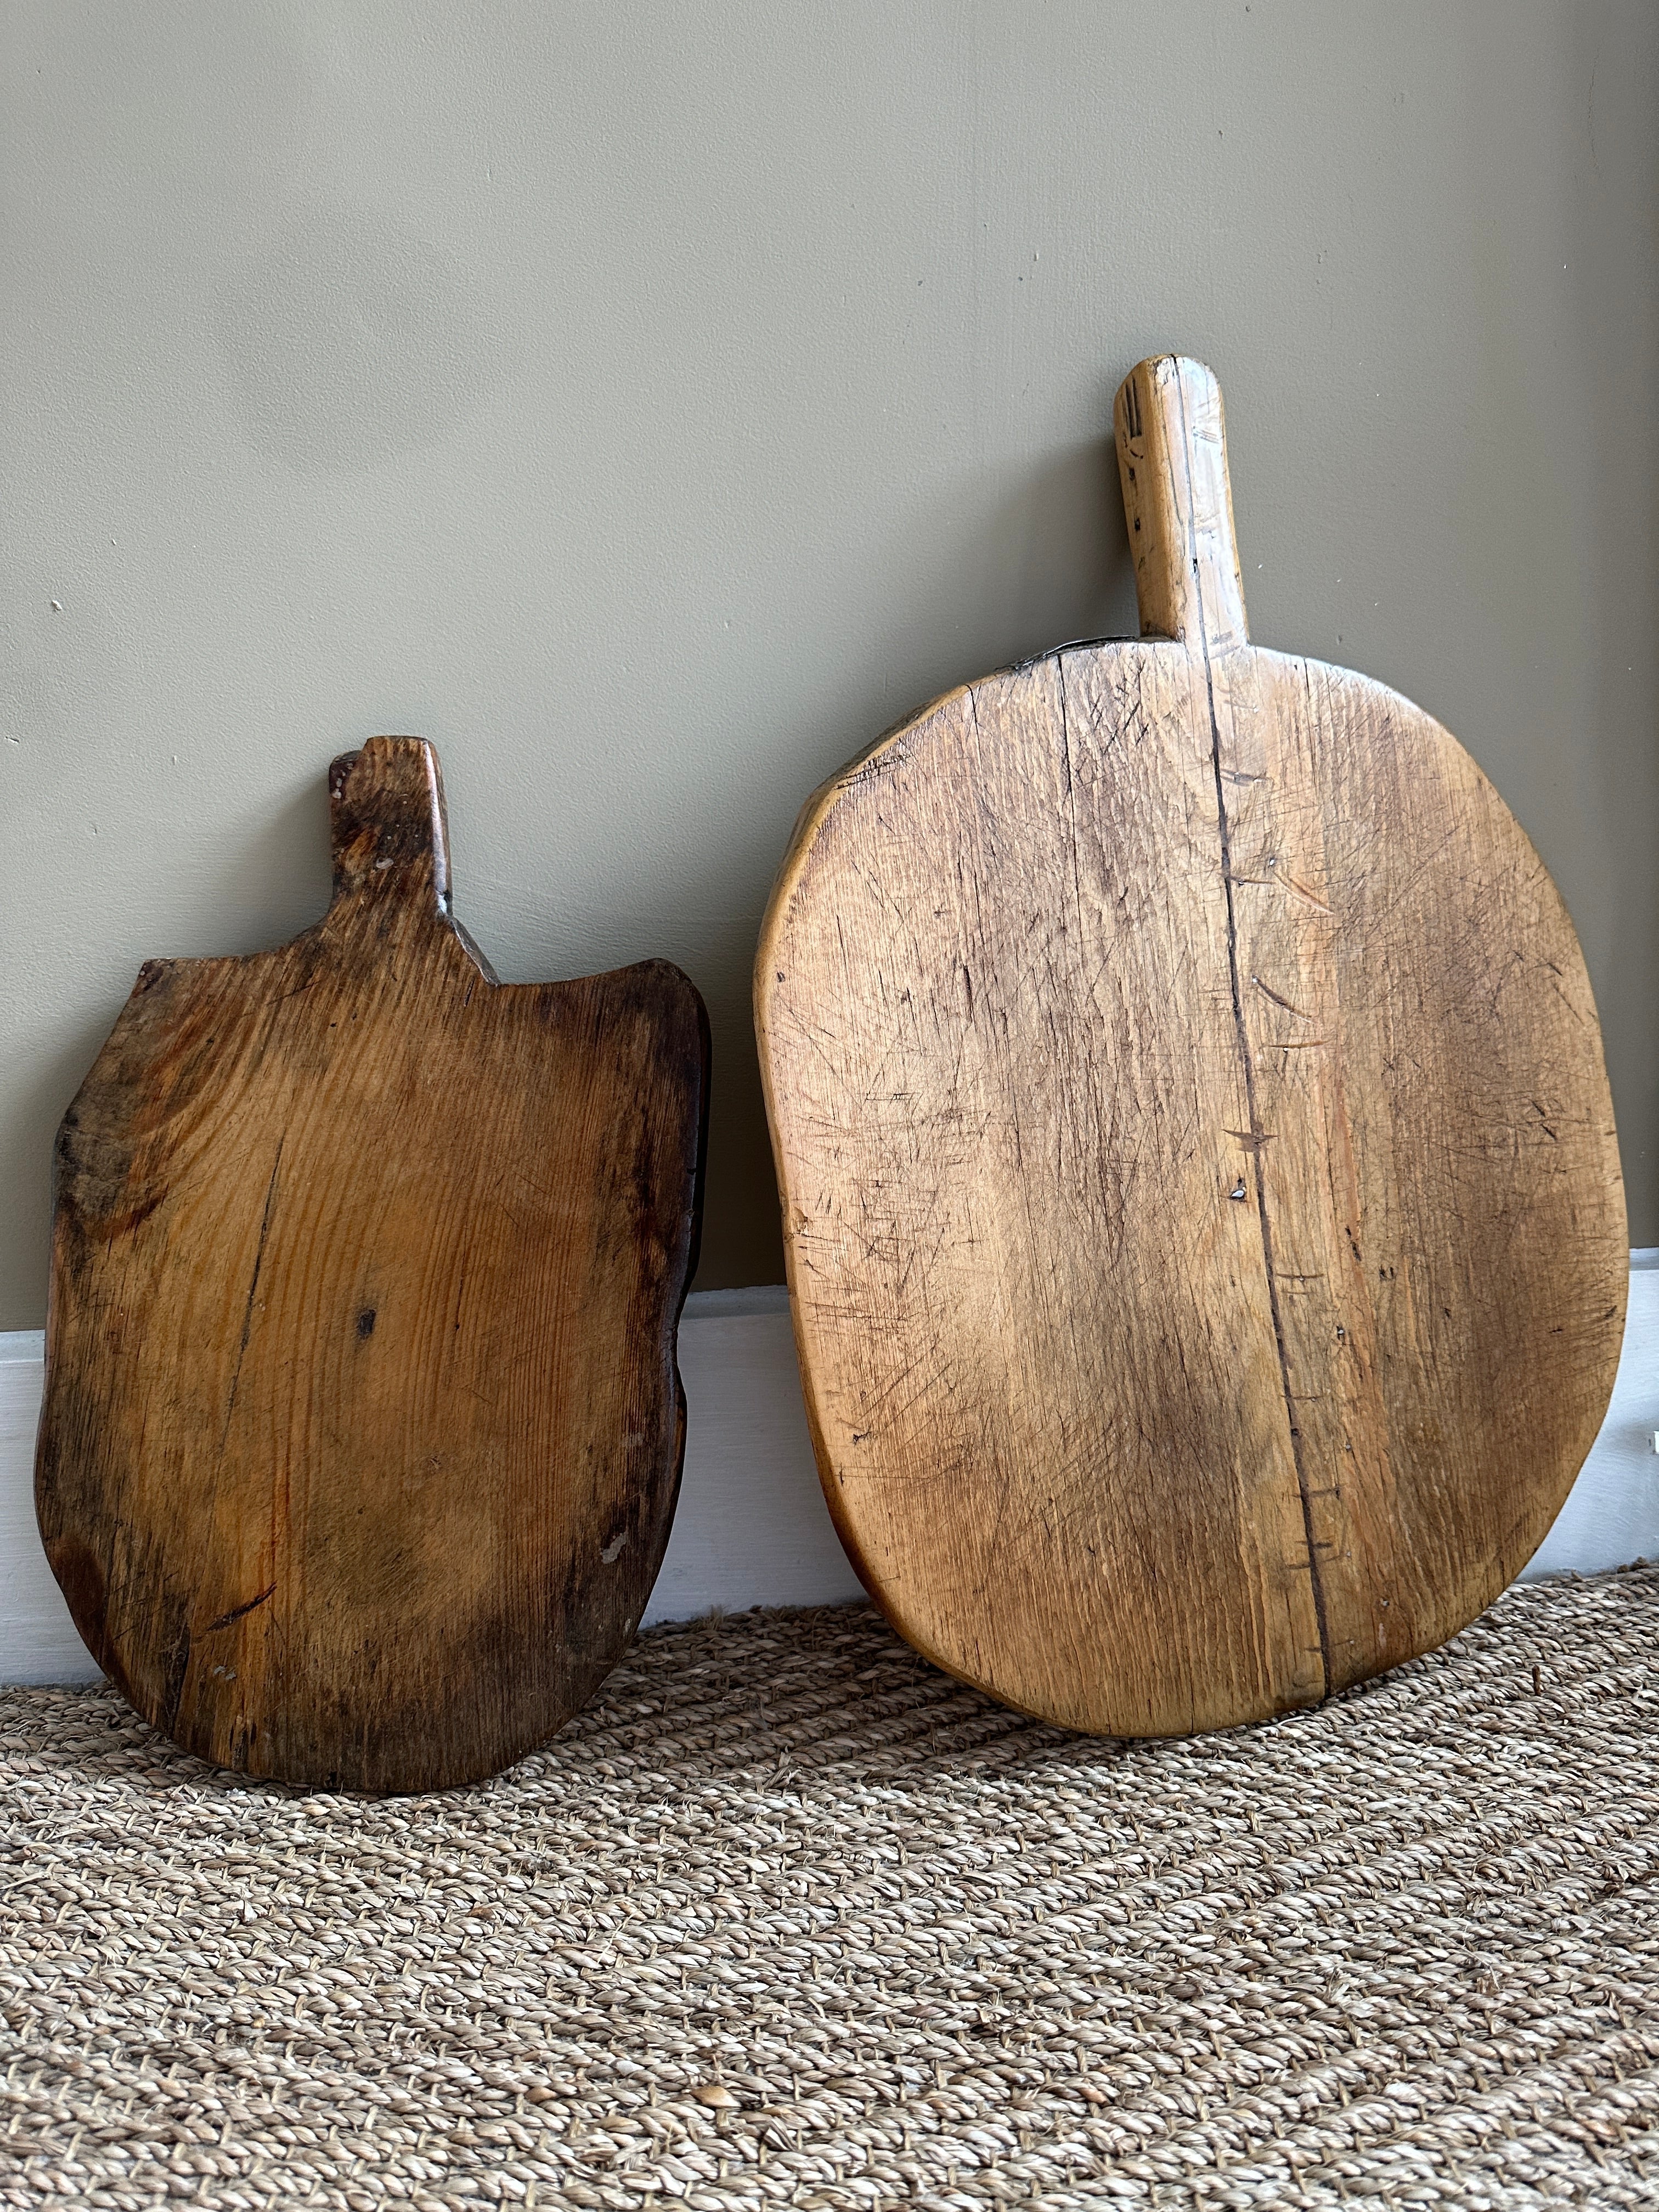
36, 736, 708, 1791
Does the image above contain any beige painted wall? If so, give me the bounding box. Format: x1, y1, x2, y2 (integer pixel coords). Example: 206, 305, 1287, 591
2, 0, 1655, 1319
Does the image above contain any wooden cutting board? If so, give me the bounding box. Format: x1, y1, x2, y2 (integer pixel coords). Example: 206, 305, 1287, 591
756, 356, 1626, 1737
36, 737, 708, 1791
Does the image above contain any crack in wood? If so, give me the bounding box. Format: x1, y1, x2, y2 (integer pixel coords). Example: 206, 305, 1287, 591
1167, 363, 1334, 1695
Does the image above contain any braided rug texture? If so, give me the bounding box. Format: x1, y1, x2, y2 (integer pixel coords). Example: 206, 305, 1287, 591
2, 1568, 1656, 2211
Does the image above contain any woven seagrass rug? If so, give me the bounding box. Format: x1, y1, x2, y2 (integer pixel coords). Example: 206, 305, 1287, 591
2, 1568, 1656, 2210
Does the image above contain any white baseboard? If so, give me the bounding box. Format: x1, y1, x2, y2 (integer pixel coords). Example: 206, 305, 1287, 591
645, 1287, 865, 1626
3, 1262, 1655, 1686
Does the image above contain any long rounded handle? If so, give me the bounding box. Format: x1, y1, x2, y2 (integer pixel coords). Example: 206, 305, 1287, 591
1113, 356, 1249, 651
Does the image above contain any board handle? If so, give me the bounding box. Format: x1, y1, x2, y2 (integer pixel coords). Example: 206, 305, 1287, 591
328, 736, 452, 913
1113, 356, 1249, 651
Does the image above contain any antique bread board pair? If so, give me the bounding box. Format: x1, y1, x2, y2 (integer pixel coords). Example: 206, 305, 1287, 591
37, 358, 1626, 1789
757, 354, 1626, 1738
36, 739, 708, 1792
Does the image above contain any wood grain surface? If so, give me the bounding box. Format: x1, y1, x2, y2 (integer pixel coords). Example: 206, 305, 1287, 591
756, 356, 1626, 1737
36, 738, 708, 1791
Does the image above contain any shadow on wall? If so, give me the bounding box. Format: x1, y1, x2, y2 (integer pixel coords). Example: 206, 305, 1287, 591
979, 433, 1138, 662
215, 209, 504, 477
198, 777, 335, 941
862, 434, 1138, 711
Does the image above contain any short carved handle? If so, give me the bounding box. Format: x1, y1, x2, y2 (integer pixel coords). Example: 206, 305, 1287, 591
1113, 356, 1249, 651
328, 736, 452, 913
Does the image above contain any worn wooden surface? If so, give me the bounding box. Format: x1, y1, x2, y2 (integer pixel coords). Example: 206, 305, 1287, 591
756, 355, 1626, 1737
36, 738, 708, 1791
